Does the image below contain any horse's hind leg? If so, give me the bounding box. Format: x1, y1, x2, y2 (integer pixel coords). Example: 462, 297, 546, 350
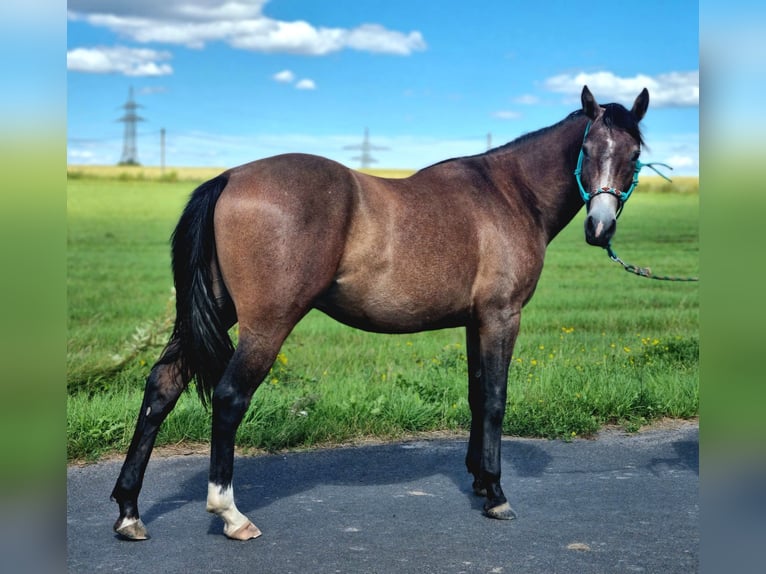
204, 328, 288, 540
110, 343, 190, 540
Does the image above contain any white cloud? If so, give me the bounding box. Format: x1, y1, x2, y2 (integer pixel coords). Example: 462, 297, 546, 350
544, 70, 698, 108
344, 24, 426, 55
139, 86, 169, 95
273, 70, 316, 90
667, 155, 695, 168
67, 0, 426, 56
68, 127, 698, 174
175, 0, 268, 20
638, 133, 698, 175
489, 95, 539, 122
295, 78, 316, 91
68, 149, 96, 161
273, 69, 295, 83
513, 94, 539, 105
67, 46, 173, 76
229, 19, 345, 54
67, 129, 496, 171
67, 1, 268, 21
492, 110, 521, 120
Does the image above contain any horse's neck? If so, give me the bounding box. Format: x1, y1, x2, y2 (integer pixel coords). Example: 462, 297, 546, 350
491, 116, 587, 244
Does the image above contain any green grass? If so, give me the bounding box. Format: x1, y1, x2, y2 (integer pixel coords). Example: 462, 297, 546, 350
67, 179, 189, 387
67, 174, 698, 461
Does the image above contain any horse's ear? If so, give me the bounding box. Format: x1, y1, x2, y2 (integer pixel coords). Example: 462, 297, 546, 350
631, 88, 649, 122
581, 85, 600, 120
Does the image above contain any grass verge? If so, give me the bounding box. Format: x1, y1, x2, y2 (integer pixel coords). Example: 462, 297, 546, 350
67, 173, 698, 462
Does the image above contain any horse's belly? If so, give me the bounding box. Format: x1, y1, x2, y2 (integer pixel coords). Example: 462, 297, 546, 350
314, 275, 470, 334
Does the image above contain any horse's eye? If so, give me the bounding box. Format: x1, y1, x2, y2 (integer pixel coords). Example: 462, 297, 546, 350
630, 151, 640, 161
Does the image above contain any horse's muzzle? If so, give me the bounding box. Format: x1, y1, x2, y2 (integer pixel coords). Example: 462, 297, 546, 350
584, 214, 616, 247
584, 196, 618, 247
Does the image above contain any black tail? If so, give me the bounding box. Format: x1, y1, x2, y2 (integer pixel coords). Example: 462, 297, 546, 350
160, 174, 234, 406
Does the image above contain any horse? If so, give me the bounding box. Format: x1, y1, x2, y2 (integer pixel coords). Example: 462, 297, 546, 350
111, 85, 651, 541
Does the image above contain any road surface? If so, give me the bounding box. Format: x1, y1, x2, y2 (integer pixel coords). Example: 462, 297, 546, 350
67, 422, 698, 573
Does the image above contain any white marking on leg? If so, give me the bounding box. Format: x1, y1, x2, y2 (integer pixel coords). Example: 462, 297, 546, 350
113, 515, 149, 539
206, 482, 250, 537
115, 515, 140, 530
146, 406, 151, 417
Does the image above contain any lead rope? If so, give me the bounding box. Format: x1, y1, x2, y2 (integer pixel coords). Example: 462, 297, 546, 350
602, 159, 698, 281
605, 244, 699, 282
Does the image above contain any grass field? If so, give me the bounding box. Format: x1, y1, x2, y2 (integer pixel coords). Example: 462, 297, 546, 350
67, 167, 698, 461
66, 164, 416, 183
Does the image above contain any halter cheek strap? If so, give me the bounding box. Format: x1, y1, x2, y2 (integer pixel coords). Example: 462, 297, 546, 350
573, 121, 673, 217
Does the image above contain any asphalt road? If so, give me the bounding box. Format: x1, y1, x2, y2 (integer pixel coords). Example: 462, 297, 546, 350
67, 422, 698, 573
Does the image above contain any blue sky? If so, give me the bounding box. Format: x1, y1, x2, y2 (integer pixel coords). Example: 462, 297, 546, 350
67, 0, 699, 173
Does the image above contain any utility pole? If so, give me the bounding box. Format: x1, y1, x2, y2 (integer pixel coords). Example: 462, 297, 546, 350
160, 128, 166, 174
343, 128, 389, 169
117, 86, 145, 166
487, 132, 492, 151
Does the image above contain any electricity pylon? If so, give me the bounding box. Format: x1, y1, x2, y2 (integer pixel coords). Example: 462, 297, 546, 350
344, 128, 388, 169
117, 87, 145, 166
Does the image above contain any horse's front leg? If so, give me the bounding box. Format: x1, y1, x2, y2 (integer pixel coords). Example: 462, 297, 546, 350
465, 310, 519, 520
206, 339, 272, 541
465, 324, 486, 496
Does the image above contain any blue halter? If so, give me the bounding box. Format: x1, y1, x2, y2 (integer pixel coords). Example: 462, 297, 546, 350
573, 121, 672, 217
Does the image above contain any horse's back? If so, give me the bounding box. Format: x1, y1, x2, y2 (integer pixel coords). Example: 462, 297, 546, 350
223, 153, 358, 209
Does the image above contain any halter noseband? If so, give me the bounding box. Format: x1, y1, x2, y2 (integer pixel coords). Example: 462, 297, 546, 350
573, 121, 672, 218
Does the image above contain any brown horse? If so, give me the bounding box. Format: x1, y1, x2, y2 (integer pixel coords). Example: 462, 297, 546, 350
111, 85, 650, 540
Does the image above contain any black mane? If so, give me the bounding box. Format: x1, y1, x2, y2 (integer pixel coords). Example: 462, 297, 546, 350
490, 104, 644, 155
486, 110, 584, 156
422, 102, 643, 171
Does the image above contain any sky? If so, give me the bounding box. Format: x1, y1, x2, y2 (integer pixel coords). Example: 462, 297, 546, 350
67, 0, 699, 174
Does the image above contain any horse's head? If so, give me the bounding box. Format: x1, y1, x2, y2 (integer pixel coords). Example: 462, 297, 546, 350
575, 85, 649, 248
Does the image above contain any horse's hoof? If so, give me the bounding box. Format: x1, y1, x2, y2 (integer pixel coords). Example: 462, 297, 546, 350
483, 501, 517, 521
226, 521, 262, 541
114, 517, 150, 540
